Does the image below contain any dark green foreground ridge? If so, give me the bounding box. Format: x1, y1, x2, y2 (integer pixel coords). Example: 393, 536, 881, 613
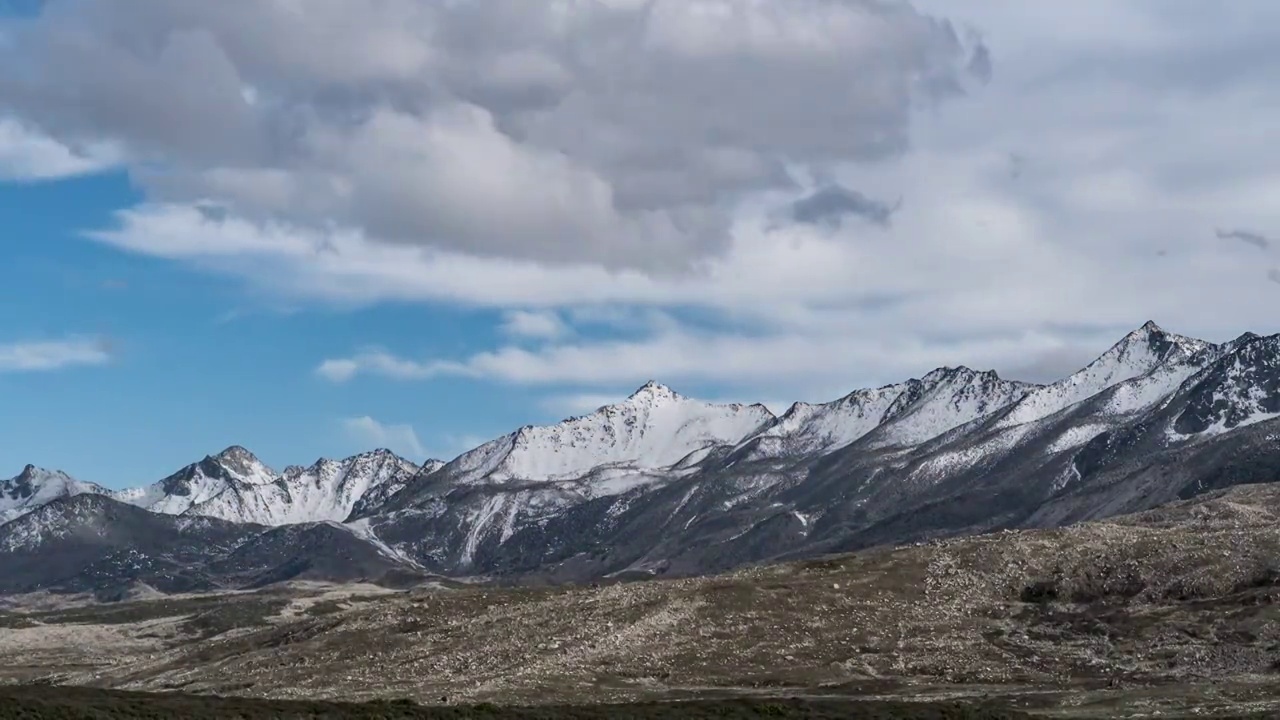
0, 686, 1029, 720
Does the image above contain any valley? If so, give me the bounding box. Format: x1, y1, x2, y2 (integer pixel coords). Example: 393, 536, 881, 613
2, 482, 1280, 717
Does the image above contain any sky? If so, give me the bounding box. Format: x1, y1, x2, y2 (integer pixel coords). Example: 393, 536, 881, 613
1, 0, 1279, 488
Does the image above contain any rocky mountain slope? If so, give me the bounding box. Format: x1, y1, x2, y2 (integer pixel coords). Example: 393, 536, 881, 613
0, 494, 263, 598
4, 482, 1279, 717
3, 321, 1279, 596
0, 494, 428, 598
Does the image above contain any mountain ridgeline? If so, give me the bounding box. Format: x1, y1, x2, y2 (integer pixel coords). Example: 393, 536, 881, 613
3, 321, 1279, 596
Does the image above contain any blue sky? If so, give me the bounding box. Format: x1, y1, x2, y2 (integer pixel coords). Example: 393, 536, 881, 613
2, 1, 1279, 488
0, 169, 544, 484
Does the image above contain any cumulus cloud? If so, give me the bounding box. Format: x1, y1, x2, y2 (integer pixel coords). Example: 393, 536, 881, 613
340, 416, 427, 461
499, 310, 570, 340
0, 117, 119, 181
9, 1, 1280, 401
0, 337, 112, 372
0, 0, 987, 271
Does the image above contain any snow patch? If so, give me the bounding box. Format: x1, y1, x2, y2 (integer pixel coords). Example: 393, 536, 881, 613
913, 423, 1035, 478
1047, 424, 1110, 454
343, 516, 421, 568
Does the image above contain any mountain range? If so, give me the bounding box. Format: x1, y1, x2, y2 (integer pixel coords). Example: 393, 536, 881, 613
1, 448, 428, 527
2, 321, 1278, 597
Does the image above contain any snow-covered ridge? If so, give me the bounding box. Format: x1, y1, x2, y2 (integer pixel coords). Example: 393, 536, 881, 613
868, 367, 1038, 447
445, 381, 777, 483
1169, 333, 1280, 437
993, 321, 1214, 431
738, 383, 909, 460
0, 465, 111, 525
1, 447, 430, 529
121, 447, 424, 526
7, 322, 1273, 536
733, 366, 1037, 459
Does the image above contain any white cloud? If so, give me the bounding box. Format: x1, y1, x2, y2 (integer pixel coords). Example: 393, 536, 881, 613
316, 350, 458, 384
11, 1, 1280, 401
314, 359, 359, 383
340, 416, 427, 461
499, 310, 570, 340
320, 326, 1086, 394
0, 118, 119, 182
0, 337, 112, 372
0, 0, 986, 271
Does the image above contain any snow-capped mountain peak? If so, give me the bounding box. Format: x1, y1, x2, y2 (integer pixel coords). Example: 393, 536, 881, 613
11, 464, 77, 494
737, 367, 1036, 458
1111, 321, 1211, 364
627, 380, 682, 403
107, 447, 420, 527
994, 321, 1216, 430
1, 465, 110, 525
1172, 333, 1280, 436
869, 365, 1037, 446
445, 384, 777, 483
1221, 331, 1262, 355
207, 445, 278, 485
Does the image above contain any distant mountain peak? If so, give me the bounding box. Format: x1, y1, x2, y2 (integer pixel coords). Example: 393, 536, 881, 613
214, 445, 261, 464
992, 321, 1216, 431
920, 365, 1005, 384
1111, 320, 1209, 360
354, 447, 422, 463
1171, 332, 1280, 436
869, 366, 1035, 447
16, 464, 50, 484
287, 448, 407, 474
194, 445, 277, 487
627, 380, 682, 402
441, 382, 776, 484
2, 465, 108, 525
10, 464, 76, 488
112, 449, 422, 527
1224, 331, 1262, 351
